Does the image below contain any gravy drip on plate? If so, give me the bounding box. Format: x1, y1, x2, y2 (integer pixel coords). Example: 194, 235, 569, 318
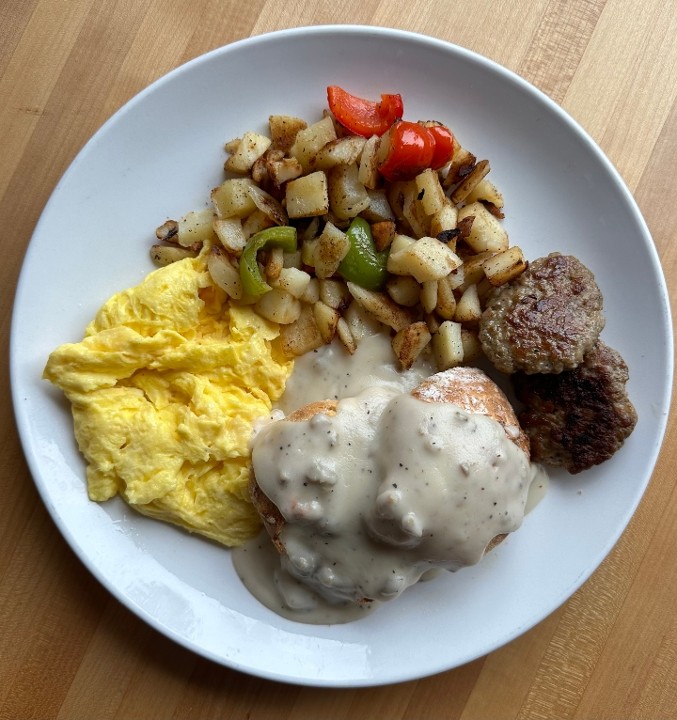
235, 382, 543, 624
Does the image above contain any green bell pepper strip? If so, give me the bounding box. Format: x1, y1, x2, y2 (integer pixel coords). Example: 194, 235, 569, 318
338, 217, 389, 290
239, 226, 297, 297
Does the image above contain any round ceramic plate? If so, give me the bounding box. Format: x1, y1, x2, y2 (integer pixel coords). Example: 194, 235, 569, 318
11, 26, 673, 687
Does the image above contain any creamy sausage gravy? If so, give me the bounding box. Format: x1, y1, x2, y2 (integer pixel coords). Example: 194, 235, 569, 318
233, 334, 547, 625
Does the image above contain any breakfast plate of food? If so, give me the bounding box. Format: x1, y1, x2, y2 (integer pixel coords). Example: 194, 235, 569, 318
11, 26, 672, 686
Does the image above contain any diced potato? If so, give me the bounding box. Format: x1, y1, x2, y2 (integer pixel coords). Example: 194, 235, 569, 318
150, 244, 197, 266
242, 209, 275, 239
254, 287, 302, 325
264, 246, 284, 283
285, 171, 329, 218
274, 267, 312, 298
313, 301, 341, 343
457, 202, 509, 253
392, 321, 432, 370
436, 275, 457, 320
207, 246, 242, 299
328, 163, 371, 220
420, 280, 438, 314
386, 275, 421, 307
454, 283, 482, 323
425, 312, 441, 334
267, 156, 303, 187
314, 222, 350, 279
155, 219, 179, 243
312, 136, 366, 170
224, 131, 272, 174
371, 220, 396, 251
451, 159, 491, 204
361, 189, 396, 224
343, 300, 384, 343
283, 249, 302, 269
212, 178, 257, 219
465, 178, 505, 208
388, 236, 462, 283
177, 208, 216, 247
432, 320, 464, 370
289, 115, 337, 171
346, 282, 416, 332
319, 278, 351, 310
461, 328, 482, 362
301, 277, 320, 304
457, 250, 494, 291
358, 135, 381, 189
269, 115, 308, 152
482, 246, 527, 286
401, 180, 429, 238
429, 201, 459, 239
279, 304, 324, 357
213, 217, 246, 255
415, 168, 446, 215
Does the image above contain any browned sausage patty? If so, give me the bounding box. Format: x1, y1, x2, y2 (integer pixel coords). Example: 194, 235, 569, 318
512, 341, 637, 474
479, 253, 605, 374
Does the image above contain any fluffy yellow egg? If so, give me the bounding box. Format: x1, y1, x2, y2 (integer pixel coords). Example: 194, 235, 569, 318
43, 252, 293, 546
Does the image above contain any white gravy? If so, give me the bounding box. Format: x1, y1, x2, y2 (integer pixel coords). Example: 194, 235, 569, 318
234, 357, 547, 624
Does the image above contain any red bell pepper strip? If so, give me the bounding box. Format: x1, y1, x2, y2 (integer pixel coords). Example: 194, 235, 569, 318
327, 86, 403, 137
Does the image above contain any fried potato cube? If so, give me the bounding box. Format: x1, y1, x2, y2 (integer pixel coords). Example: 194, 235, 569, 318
454, 283, 482, 323
255, 287, 302, 325
392, 321, 432, 370
285, 171, 329, 218
482, 246, 527, 286
346, 282, 416, 332
177, 208, 216, 247
289, 115, 337, 171
224, 131, 272, 174
319, 278, 351, 310
415, 168, 446, 215
465, 178, 505, 208
371, 220, 396, 251
269, 114, 308, 153
328, 163, 371, 220
279, 304, 324, 357
358, 135, 381, 189
213, 217, 246, 255
432, 320, 464, 370
442, 145, 476, 188
385, 275, 421, 307
361, 189, 396, 224
401, 180, 429, 237
314, 222, 350, 279
267, 156, 304, 187
212, 178, 257, 219
420, 280, 438, 314
343, 300, 385, 343
274, 267, 312, 299
300, 277, 320, 304
457, 202, 509, 253
461, 327, 482, 363
207, 246, 243, 299
435, 274, 457, 319
312, 136, 366, 170
387, 236, 462, 283
247, 184, 288, 226
242, 209, 274, 239
429, 201, 459, 240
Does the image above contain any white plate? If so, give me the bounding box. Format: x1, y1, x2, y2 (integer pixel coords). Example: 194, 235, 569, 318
11, 26, 673, 687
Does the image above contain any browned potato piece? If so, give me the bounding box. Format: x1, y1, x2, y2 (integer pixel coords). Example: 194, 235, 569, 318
392, 321, 432, 369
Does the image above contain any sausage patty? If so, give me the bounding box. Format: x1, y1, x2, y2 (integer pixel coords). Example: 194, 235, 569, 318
512, 341, 637, 474
479, 253, 605, 374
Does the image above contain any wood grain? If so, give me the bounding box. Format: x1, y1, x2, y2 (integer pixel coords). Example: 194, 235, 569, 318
1, 1, 675, 718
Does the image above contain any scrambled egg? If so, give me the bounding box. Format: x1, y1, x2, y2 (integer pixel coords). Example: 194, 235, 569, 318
43, 252, 293, 546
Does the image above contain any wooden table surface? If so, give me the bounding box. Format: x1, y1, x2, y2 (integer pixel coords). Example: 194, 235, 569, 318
2, 1, 676, 718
